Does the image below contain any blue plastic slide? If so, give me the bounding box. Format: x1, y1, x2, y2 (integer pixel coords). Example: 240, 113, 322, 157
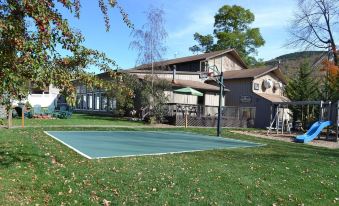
295, 121, 332, 143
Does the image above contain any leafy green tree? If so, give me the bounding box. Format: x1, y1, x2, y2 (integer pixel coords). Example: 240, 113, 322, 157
189, 5, 265, 65
189, 33, 214, 54
106, 73, 140, 116
0, 0, 132, 127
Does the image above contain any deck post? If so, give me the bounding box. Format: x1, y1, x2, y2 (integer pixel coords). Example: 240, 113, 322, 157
185, 111, 188, 128
282, 107, 285, 134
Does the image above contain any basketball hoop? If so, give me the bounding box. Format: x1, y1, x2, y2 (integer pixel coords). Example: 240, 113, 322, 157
199, 71, 216, 80
207, 72, 214, 77
199, 72, 208, 80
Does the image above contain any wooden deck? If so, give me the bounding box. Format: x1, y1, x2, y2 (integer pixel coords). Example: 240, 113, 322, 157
164, 103, 255, 128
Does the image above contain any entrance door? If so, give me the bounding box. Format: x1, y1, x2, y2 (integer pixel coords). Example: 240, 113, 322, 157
197, 94, 204, 105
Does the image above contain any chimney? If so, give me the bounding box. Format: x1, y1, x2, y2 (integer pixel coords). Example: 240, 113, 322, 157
172, 65, 177, 84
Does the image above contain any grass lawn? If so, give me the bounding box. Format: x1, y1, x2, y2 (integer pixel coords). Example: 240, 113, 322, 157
0, 127, 338, 205
6, 113, 145, 127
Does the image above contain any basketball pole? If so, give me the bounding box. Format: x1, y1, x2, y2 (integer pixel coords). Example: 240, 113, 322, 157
203, 64, 225, 137
217, 72, 224, 137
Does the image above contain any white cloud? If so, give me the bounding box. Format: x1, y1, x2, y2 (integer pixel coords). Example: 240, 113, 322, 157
254, 12, 290, 28
253, 6, 294, 28
168, 6, 215, 39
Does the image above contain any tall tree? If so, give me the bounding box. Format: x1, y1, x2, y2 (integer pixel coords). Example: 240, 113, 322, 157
189, 33, 214, 54
285, 62, 320, 125
285, 62, 319, 101
130, 6, 167, 66
189, 5, 265, 65
288, 0, 338, 65
129, 5, 168, 109
0, 1, 132, 113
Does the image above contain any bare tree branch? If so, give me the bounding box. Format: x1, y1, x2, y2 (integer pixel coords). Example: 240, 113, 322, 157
287, 0, 338, 65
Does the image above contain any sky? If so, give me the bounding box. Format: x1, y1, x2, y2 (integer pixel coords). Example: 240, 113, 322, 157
61, 0, 301, 71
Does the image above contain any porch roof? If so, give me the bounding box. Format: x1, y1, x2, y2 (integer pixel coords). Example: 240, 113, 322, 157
255, 93, 290, 103
167, 79, 230, 92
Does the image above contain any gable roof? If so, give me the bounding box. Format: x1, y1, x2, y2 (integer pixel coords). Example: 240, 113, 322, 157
221, 66, 287, 84
130, 49, 248, 70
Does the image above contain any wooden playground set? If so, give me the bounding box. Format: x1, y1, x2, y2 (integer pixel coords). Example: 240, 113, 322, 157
267, 100, 339, 143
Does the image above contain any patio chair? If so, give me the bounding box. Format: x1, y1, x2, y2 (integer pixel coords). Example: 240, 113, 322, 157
59, 105, 72, 119
44, 106, 56, 116
33, 105, 42, 116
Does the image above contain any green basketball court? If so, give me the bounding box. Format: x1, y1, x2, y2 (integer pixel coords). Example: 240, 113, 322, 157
45, 131, 263, 159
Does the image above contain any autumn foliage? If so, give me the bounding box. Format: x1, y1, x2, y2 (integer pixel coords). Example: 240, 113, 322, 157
321, 59, 339, 75
320, 60, 339, 100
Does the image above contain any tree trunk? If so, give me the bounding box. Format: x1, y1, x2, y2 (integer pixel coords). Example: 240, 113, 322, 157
7, 109, 12, 129
334, 52, 338, 66
330, 43, 338, 66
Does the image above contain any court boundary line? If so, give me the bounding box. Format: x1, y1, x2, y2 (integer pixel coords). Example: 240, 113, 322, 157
44, 131, 93, 159
146, 131, 264, 145
92, 144, 265, 159
43, 131, 265, 160
43, 130, 263, 145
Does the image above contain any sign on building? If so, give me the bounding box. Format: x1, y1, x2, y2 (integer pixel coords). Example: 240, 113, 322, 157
240, 95, 252, 103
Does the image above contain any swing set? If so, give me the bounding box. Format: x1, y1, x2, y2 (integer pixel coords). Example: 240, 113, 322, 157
267, 100, 338, 142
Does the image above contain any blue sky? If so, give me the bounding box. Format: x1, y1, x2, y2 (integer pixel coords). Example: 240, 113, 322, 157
62, 0, 301, 71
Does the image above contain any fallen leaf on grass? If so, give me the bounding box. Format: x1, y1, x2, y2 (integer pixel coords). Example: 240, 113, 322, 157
103, 199, 111, 206
112, 188, 119, 196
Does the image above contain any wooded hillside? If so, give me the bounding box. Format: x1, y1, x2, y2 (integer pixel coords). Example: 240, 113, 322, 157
265, 51, 327, 78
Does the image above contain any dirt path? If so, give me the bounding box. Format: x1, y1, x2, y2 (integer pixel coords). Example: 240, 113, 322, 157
0, 124, 177, 129
230, 130, 339, 149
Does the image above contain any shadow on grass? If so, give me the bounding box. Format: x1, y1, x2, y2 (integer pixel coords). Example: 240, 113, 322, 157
74, 113, 127, 121
0, 147, 45, 168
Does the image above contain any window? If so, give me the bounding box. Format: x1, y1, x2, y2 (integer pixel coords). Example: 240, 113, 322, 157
76, 95, 81, 109
76, 86, 81, 93
108, 98, 116, 111
88, 94, 93, 109
253, 83, 259, 90
101, 94, 108, 111
82, 95, 87, 109
81, 85, 86, 93
95, 93, 100, 110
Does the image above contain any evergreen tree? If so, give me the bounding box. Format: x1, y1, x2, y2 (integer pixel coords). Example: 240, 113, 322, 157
285, 63, 319, 101
285, 62, 320, 125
